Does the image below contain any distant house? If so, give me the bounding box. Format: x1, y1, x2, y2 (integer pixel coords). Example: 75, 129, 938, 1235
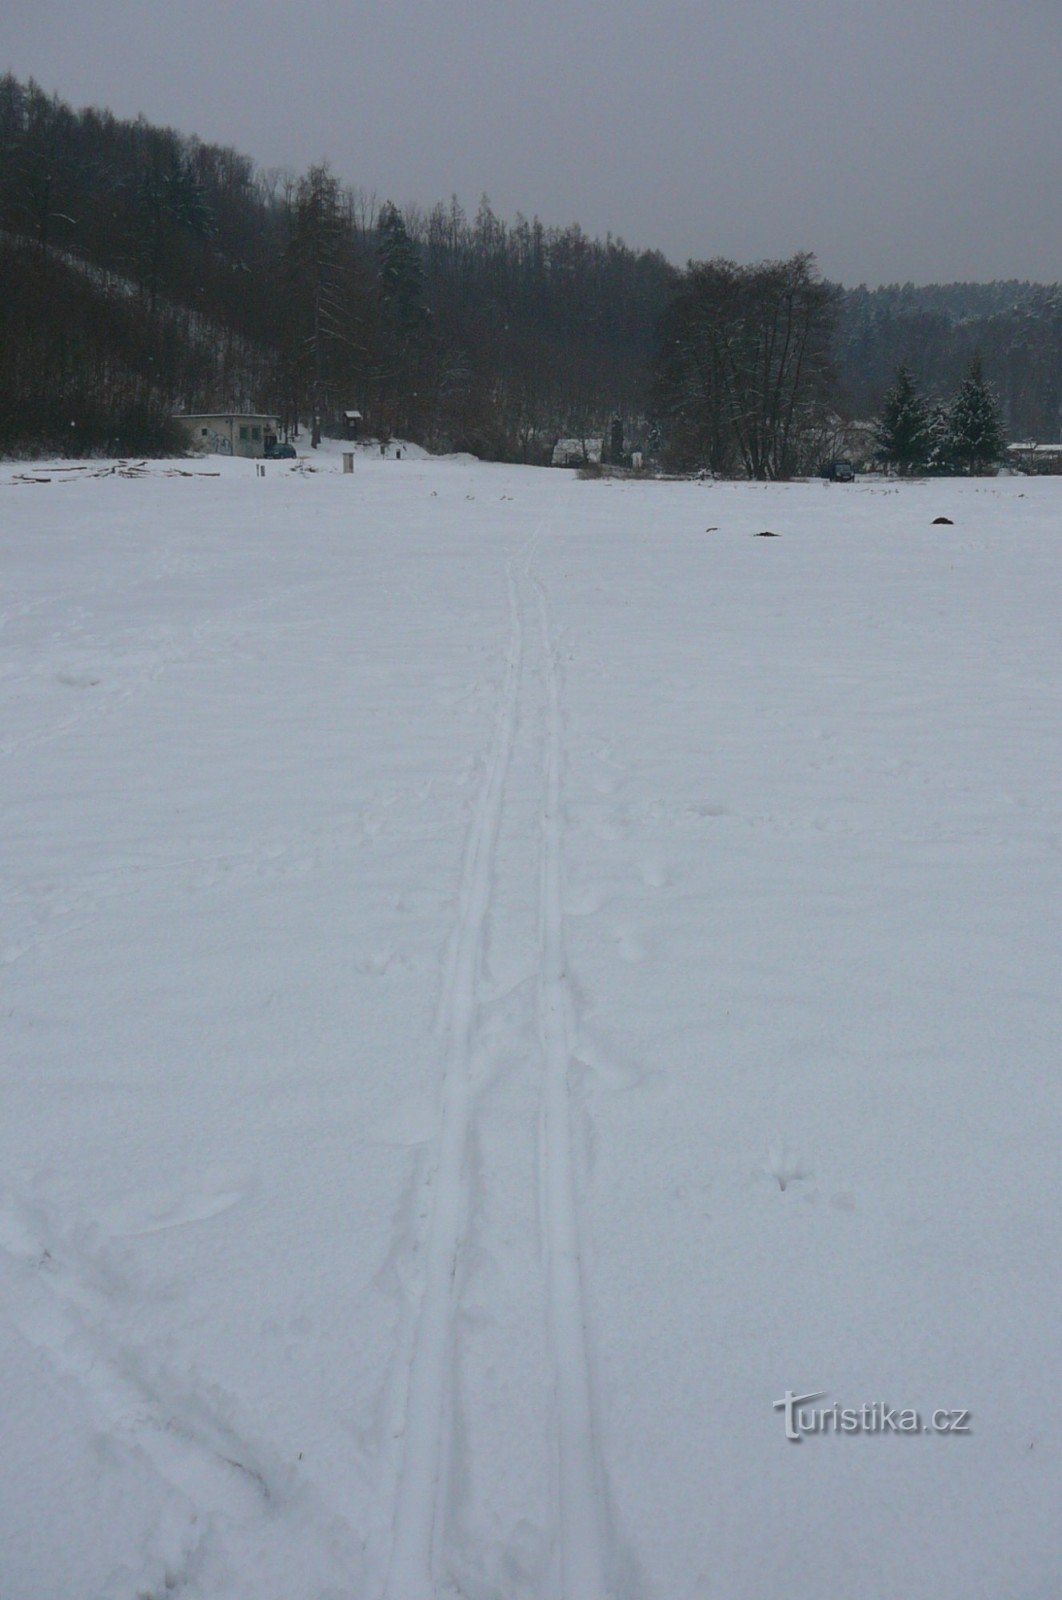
1006, 442, 1062, 475
173, 413, 281, 459
551, 436, 603, 467
839, 420, 878, 471
342, 409, 364, 441
822, 417, 878, 472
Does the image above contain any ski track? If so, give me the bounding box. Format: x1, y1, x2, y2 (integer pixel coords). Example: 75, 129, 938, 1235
383, 560, 525, 1600
383, 548, 614, 1599
532, 568, 611, 1600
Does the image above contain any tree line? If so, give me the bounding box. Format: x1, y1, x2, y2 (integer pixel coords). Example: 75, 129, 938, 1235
652, 254, 839, 477
0, 76, 1058, 464
874, 358, 1006, 476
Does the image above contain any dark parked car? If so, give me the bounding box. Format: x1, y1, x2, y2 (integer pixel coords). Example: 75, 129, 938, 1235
825, 458, 855, 482
265, 440, 297, 460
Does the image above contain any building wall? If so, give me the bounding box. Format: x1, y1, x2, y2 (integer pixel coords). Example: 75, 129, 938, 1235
174, 417, 278, 458
1006, 445, 1062, 475
232, 419, 268, 458
176, 417, 232, 456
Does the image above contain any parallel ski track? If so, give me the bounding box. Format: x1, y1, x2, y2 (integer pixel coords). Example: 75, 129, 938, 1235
532, 568, 611, 1600
383, 563, 525, 1600
384, 552, 612, 1598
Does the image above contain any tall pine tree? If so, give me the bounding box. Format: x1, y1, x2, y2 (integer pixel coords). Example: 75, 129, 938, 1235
288, 164, 348, 446
374, 202, 431, 437
875, 364, 932, 475
376, 202, 427, 340
948, 356, 1005, 474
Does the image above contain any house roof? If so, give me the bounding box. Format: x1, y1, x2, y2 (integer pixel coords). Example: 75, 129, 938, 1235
173, 413, 279, 423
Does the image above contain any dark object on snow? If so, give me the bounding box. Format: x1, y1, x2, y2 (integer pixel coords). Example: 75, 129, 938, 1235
265, 440, 296, 460
824, 458, 855, 482
932, 516, 954, 524
756, 529, 779, 537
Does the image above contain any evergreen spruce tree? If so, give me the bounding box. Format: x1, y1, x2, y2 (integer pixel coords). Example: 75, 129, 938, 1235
376, 202, 427, 338
375, 202, 430, 438
947, 355, 1005, 475
927, 401, 953, 474
874, 364, 932, 475
289, 164, 347, 447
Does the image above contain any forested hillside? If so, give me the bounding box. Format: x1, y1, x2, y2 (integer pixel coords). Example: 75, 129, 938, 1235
1, 76, 1058, 460
836, 282, 1061, 442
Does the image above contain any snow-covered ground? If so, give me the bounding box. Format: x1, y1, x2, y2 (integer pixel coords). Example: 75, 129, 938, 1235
1, 455, 1059, 1600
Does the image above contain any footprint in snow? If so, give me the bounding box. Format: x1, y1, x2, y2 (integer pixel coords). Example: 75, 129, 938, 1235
764, 1144, 812, 1191
573, 1028, 644, 1090
56, 671, 100, 688
565, 883, 606, 916
103, 1188, 246, 1239
81, 1170, 255, 1243
353, 947, 407, 975
638, 857, 670, 888
503, 1518, 548, 1590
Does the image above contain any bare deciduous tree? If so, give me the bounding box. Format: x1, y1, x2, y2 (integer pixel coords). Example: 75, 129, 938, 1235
655, 255, 838, 477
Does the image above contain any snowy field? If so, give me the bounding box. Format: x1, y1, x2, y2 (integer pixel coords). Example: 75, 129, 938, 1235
1, 454, 1059, 1600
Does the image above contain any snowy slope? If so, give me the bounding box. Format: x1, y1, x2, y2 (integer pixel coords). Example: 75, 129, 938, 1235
1, 457, 1059, 1600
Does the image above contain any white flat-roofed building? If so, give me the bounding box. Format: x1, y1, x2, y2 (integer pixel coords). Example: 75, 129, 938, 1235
173, 413, 281, 458
1006, 441, 1062, 474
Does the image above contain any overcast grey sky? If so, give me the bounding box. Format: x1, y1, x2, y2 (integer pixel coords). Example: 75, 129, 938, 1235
4, 0, 1059, 284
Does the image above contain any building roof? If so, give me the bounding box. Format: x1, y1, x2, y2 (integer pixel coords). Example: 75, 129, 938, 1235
173, 412, 279, 423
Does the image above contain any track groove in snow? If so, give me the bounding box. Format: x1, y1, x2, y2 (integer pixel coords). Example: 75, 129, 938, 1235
383, 555, 616, 1598
532, 566, 612, 1599
383, 563, 525, 1600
